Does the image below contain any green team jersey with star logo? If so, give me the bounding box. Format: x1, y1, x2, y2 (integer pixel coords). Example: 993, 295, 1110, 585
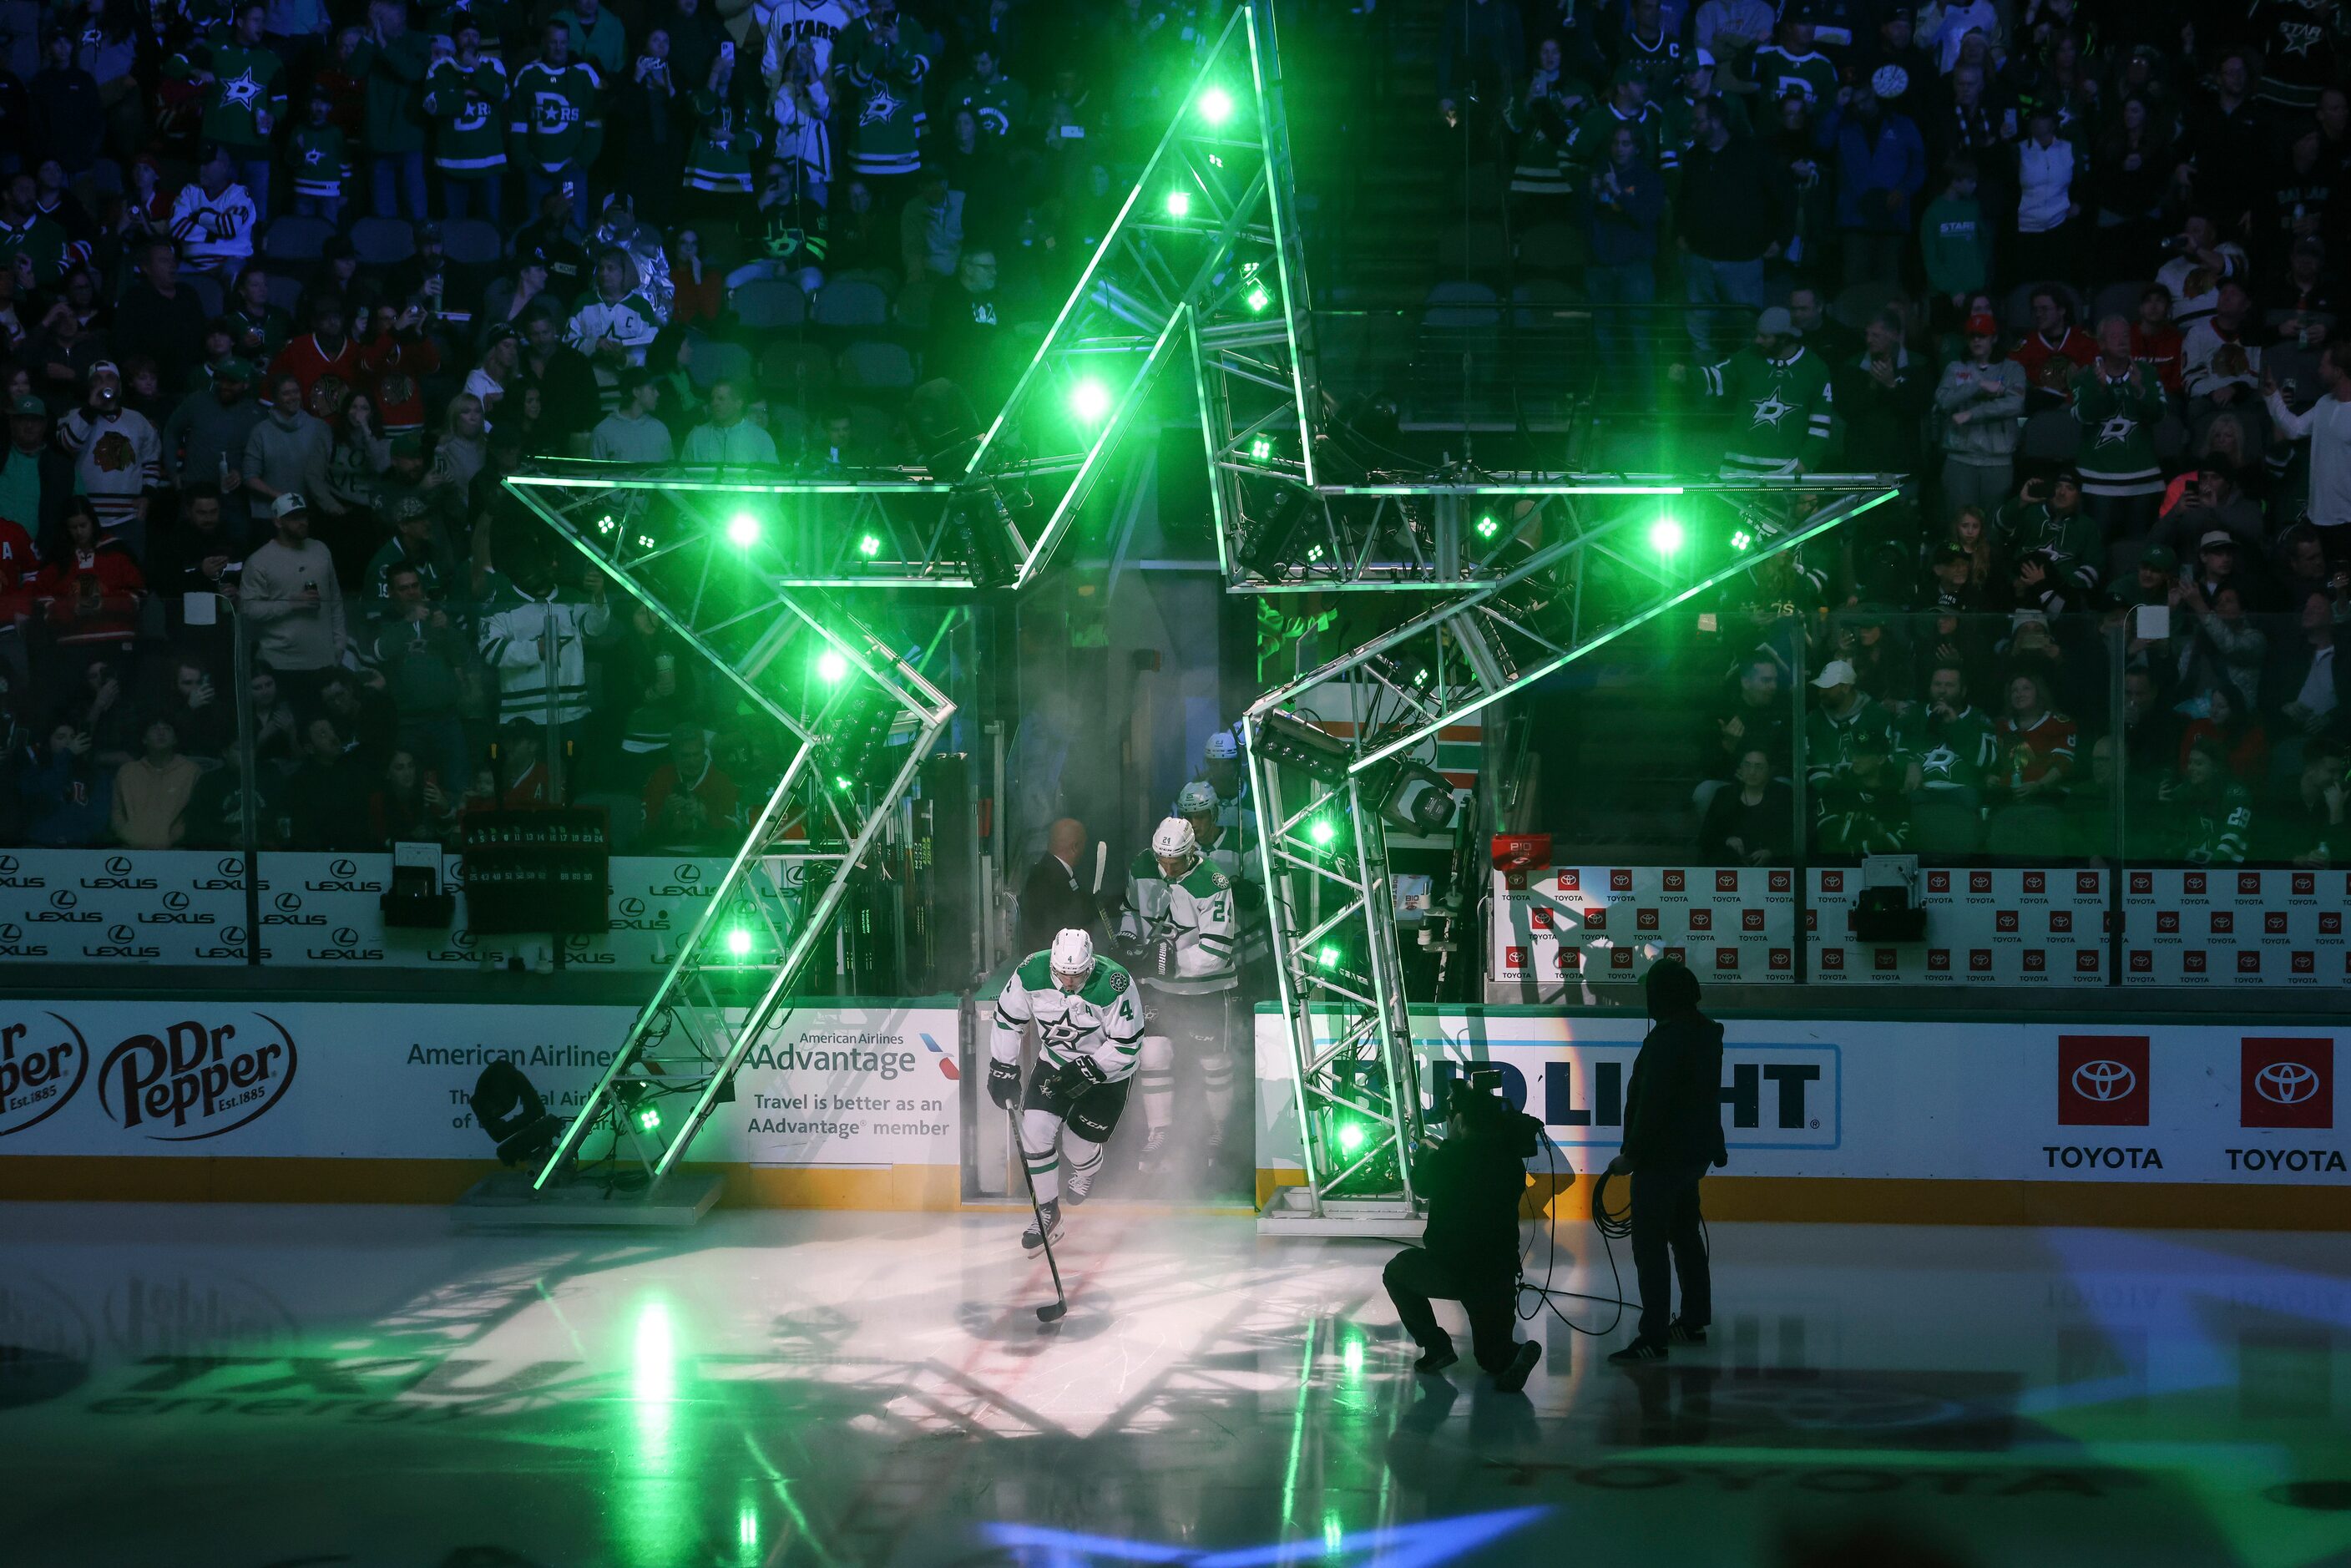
1566, 99, 1674, 172
990, 952, 1146, 1083
427, 57, 511, 173
2070, 367, 2166, 497
840, 13, 935, 178
685, 90, 763, 192
166, 38, 287, 149
288, 124, 351, 200
0, 213, 69, 284
1696, 345, 1833, 478
508, 57, 602, 172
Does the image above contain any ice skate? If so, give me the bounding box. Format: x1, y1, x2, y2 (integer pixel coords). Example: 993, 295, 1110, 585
1022, 1199, 1063, 1256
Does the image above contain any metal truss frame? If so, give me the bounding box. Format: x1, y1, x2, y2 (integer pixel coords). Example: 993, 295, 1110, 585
964, 0, 1319, 588
504, 476, 954, 1199
1248, 479, 1901, 1227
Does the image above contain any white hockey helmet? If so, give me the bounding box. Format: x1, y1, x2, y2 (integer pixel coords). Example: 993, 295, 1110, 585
1151, 816, 1200, 864
1049, 927, 1095, 978
1204, 731, 1240, 761
1175, 781, 1219, 817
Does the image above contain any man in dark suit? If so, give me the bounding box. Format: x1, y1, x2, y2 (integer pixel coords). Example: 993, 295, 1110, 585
1017, 817, 1100, 958
1608, 958, 1728, 1363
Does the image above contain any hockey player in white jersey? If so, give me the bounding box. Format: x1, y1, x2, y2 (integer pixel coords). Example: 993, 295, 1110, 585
1117, 816, 1241, 1171
1188, 730, 1257, 876
989, 928, 1146, 1253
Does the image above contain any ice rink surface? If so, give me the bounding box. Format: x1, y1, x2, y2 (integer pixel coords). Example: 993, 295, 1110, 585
3, 1201, 2349, 1566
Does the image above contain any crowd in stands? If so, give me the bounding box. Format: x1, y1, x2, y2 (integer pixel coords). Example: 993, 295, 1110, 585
0, 0, 1194, 852
1441, 0, 2351, 865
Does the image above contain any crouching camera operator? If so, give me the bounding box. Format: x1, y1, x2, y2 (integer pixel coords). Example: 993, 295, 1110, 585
1605, 958, 1727, 1365
1382, 1075, 1545, 1392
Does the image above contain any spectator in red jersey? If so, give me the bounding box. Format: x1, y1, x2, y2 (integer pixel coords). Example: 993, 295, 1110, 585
640, 721, 740, 849
1993, 669, 2077, 802
33, 498, 144, 654
2131, 284, 2184, 393
2009, 286, 2094, 411
269, 296, 363, 410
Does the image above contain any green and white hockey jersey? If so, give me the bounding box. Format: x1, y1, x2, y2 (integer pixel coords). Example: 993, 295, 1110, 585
991, 952, 1147, 1083
0, 212, 69, 286
1746, 45, 1838, 104
427, 57, 510, 174
166, 38, 286, 149
685, 89, 763, 192
509, 56, 602, 173
1567, 98, 1674, 172
289, 124, 351, 200
840, 12, 935, 179
1696, 345, 1833, 478
2070, 366, 2166, 498
1117, 854, 1240, 994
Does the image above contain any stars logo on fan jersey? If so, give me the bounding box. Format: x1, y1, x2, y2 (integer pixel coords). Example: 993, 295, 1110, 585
1749, 392, 1795, 428
859, 84, 902, 126
2096, 413, 2137, 447
220, 67, 263, 110
1919, 742, 1959, 782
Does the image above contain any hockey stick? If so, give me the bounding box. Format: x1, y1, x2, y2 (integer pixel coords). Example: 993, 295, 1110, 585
1091, 840, 1107, 896
1008, 1105, 1069, 1323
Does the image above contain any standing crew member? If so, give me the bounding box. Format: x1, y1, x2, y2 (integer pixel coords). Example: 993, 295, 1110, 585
1382, 1077, 1545, 1391
988, 928, 1145, 1254
1116, 816, 1240, 1169
1016, 816, 1100, 958
1607, 959, 1727, 1363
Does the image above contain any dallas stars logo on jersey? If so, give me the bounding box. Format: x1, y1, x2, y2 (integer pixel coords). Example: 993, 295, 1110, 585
533, 91, 581, 133
220, 68, 262, 109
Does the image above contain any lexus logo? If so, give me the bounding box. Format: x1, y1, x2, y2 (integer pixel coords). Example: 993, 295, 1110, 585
331, 857, 357, 878
164, 891, 189, 910
105, 854, 131, 874
2257, 1062, 2321, 1105
275, 892, 301, 912
675, 863, 702, 883
48, 889, 74, 909
0, 855, 16, 873
2071, 1060, 2137, 1101
332, 926, 360, 946
218, 855, 243, 876
621, 897, 646, 915
107, 923, 134, 943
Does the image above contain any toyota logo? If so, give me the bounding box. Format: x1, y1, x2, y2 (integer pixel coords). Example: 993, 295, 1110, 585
2072, 1060, 2137, 1101
105, 854, 131, 874
2257, 1062, 2321, 1105
331, 857, 357, 878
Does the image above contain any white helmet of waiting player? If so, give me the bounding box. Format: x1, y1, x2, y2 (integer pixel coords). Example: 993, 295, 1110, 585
1050, 928, 1095, 979
1175, 781, 1218, 817
1204, 731, 1240, 761
1151, 816, 1200, 868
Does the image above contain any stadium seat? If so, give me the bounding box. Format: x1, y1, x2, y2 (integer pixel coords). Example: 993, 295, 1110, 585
437, 220, 502, 267
2091, 279, 2153, 326
690, 337, 753, 391
260, 215, 333, 264
1437, 220, 1509, 282
1514, 222, 1580, 277
264, 271, 307, 316
350, 216, 417, 266
837, 340, 915, 389
759, 339, 833, 397
1832, 280, 1902, 328
184, 271, 223, 319
814, 279, 890, 328
733, 279, 807, 329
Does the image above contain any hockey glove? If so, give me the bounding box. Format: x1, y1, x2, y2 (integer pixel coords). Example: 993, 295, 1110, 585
987, 1059, 1022, 1110
1056, 1055, 1109, 1095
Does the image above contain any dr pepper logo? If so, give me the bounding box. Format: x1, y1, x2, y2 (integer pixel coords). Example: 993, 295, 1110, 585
97, 1014, 298, 1141
0, 1012, 91, 1136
